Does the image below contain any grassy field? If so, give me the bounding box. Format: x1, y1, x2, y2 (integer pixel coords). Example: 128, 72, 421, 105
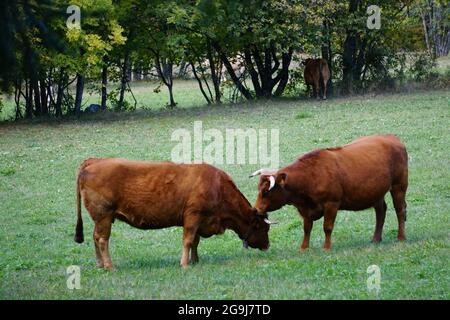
0, 87, 449, 299
0, 79, 234, 122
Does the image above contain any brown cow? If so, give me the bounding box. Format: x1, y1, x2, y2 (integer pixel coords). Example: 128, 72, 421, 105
303, 58, 330, 100
74, 158, 272, 270
250, 135, 408, 251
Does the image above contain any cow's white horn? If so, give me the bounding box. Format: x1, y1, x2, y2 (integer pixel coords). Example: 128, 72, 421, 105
264, 218, 278, 225
249, 169, 263, 178
268, 175, 275, 191
249, 168, 277, 178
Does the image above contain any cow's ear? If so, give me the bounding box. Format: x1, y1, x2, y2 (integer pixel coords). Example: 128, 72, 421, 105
277, 173, 287, 188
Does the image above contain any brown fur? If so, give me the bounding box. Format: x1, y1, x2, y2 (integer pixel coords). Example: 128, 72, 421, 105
74, 159, 270, 270
253, 135, 408, 251
303, 58, 331, 100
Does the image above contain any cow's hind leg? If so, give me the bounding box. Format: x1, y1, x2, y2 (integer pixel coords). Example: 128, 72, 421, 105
94, 216, 114, 271
93, 231, 103, 268
181, 213, 200, 268
390, 185, 407, 241
300, 214, 313, 251
313, 80, 320, 100
322, 80, 328, 100
190, 234, 200, 264
372, 199, 387, 243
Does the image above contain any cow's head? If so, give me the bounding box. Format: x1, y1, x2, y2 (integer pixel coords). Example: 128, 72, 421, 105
250, 169, 289, 215
301, 58, 312, 66
242, 209, 272, 251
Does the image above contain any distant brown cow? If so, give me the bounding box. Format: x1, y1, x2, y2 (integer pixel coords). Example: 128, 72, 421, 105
74, 158, 272, 270
303, 58, 330, 100
250, 135, 408, 251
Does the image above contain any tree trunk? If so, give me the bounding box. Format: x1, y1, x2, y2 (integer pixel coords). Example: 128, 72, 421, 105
273, 49, 293, 97
167, 83, 175, 108
154, 55, 177, 108
420, 12, 432, 56
191, 62, 212, 105
163, 60, 176, 108
118, 51, 130, 110
213, 42, 253, 100
321, 21, 333, 97
55, 69, 65, 117
342, 0, 360, 95
24, 80, 33, 119
40, 79, 48, 115
206, 40, 221, 103
32, 77, 41, 116
101, 63, 107, 110
177, 60, 187, 79
74, 73, 84, 116
14, 79, 23, 120
244, 49, 263, 97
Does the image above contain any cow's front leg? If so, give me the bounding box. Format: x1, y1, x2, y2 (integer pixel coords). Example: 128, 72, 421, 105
300, 216, 313, 251
372, 199, 387, 243
181, 215, 200, 269
190, 234, 200, 264
322, 202, 339, 251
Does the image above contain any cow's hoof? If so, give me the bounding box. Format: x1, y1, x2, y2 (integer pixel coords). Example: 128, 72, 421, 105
96, 263, 104, 268
105, 266, 116, 272
190, 258, 199, 264
371, 237, 382, 243
397, 236, 406, 241
299, 246, 309, 252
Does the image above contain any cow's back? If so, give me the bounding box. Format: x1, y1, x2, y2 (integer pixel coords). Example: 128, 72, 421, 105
304, 59, 329, 85
78, 159, 224, 229
329, 135, 407, 209
304, 59, 319, 85
287, 135, 408, 211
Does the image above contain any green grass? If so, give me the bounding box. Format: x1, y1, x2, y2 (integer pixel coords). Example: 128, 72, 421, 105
0, 88, 449, 299
0, 79, 233, 121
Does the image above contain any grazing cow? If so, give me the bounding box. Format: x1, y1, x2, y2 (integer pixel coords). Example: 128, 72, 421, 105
74, 158, 272, 270
303, 58, 330, 100
250, 135, 408, 251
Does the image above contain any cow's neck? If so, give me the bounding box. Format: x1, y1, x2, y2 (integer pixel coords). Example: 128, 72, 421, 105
223, 189, 254, 239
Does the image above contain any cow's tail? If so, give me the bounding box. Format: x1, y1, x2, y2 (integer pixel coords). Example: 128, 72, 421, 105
74, 158, 104, 243
74, 170, 84, 243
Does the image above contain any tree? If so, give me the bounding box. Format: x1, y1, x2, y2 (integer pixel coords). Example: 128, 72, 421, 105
168, 0, 325, 100
65, 0, 125, 116
333, 0, 415, 94
133, 0, 185, 108
417, 0, 450, 57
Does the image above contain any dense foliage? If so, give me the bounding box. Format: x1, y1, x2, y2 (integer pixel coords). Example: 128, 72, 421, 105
0, 0, 448, 118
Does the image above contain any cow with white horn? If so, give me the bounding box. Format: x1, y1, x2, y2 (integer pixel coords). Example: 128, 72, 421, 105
249, 135, 409, 252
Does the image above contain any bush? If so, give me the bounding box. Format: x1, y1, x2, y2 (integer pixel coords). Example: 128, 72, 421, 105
410, 52, 438, 81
